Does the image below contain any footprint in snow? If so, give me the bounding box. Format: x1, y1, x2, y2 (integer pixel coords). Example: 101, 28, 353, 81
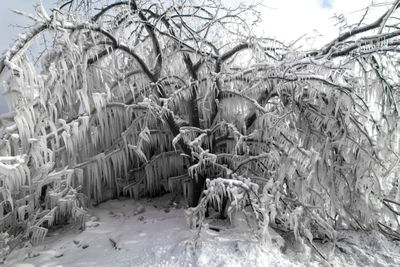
134, 204, 146, 215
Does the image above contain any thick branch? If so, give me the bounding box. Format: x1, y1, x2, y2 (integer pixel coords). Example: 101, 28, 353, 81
130, 0, 163, 80
92, 1, 129, 22
219, 43, 250, 62
183, 53, 200, 127
316, 0, 400, 56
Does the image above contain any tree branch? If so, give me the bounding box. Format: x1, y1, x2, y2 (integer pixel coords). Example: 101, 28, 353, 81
315, 0, 400, 56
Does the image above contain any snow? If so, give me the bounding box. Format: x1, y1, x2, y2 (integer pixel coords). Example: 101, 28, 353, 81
5, 194, 400, 266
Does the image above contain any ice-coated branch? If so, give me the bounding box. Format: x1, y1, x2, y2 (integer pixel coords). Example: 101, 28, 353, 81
92, 1, 129, 22
316, 0, 400, 56
0, 24, 47, 75
130, 0, 163, 80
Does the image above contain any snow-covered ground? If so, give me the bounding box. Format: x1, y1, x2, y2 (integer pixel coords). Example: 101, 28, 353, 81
5, 194, 400, 266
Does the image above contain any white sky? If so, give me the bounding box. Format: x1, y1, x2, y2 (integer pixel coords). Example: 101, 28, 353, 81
257, 0, 389, 47
0, 0, 393, 114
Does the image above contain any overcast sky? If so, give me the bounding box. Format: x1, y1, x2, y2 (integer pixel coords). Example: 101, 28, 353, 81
0, 0, 385, 114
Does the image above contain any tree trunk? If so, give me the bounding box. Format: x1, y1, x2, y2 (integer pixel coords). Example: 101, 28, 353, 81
189, 174, 206, 207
